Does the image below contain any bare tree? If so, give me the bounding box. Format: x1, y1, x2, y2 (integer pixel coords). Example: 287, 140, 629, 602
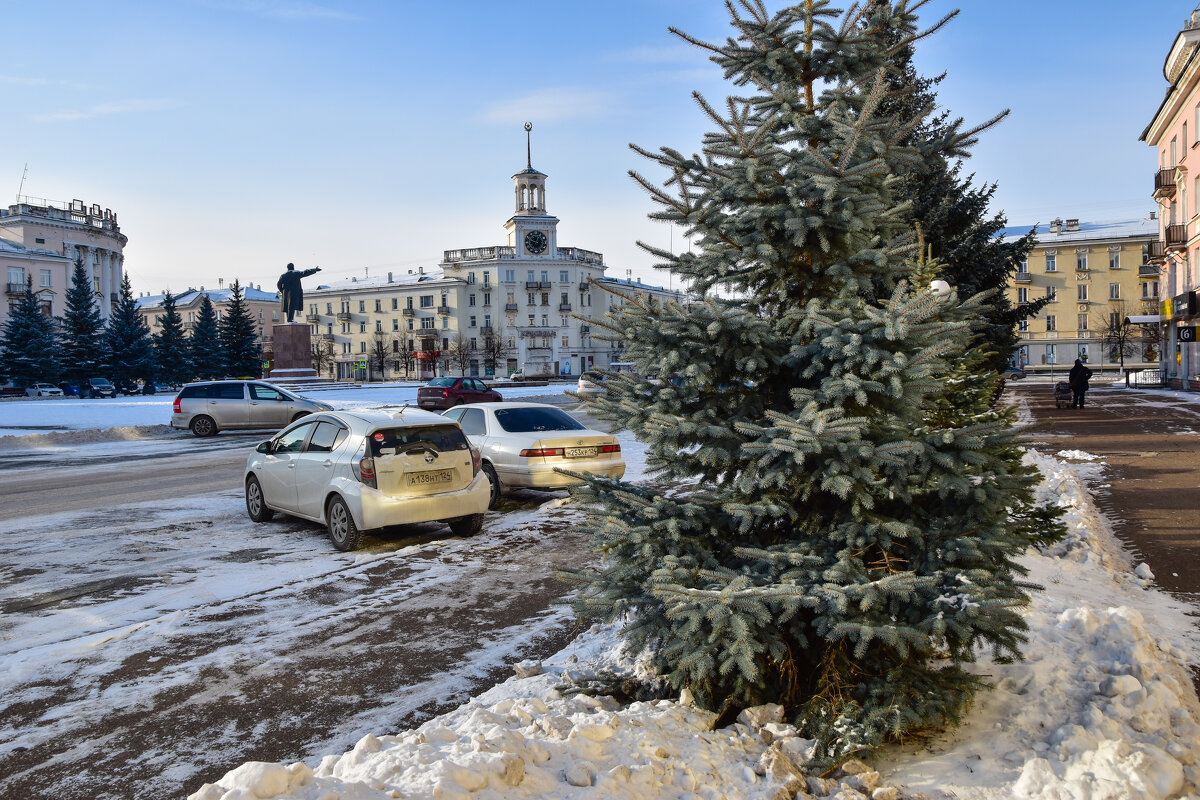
478, 319, 514, 378
1099, 299, 1155, 384
393, 336, 416, 380
369, 332, 392, 382
446, 330, 473, 376
311, 336, 336, 376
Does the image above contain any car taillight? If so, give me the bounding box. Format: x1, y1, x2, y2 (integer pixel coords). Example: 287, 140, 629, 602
519, 447, 565, 457
352, 453, 377, 488
600, 444, 621, 453
173, 398, 181, 414
442, 389, 449, 398
470, 445, 481, 477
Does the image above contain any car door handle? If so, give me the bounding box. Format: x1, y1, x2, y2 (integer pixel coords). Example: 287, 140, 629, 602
287, 463, 296, 469
322, 460, 333, 467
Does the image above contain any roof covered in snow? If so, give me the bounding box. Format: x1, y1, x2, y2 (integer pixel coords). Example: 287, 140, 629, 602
999, 217, 1160, 245
135, 285, 280, 309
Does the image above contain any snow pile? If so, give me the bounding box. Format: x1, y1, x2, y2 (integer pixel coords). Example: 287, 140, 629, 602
189, 450, 1200, 800
0, 424, 173, 449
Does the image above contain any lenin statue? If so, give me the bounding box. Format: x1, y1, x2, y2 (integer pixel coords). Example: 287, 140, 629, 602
277, 262, 321, 323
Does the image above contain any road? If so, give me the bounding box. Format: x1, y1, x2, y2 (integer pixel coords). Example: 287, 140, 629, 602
0, 419, 605, 800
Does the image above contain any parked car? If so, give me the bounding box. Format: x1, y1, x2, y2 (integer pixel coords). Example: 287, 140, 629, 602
417, 377, 502, 411
442, 401, 625, 509
171, 380, 333, 437
244, 409, 489, 551
25, 383, 64, 397
142, 381, 173, 395
1005, 367, 1027, 380
575, 371, 607, 397
79, 377, 117, 398
58, 383, 80, 397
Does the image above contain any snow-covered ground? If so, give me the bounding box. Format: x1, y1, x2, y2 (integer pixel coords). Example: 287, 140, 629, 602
3, 387, 1200, 799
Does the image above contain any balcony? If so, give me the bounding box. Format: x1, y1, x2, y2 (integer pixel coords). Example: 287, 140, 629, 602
315, 333, 334, 342
1139, 263, 1161, 278
437, 305, 451, 315
1166, 224, 1188, 251
1145, 241, 1166, 264
336, 311, 352, 321
527, 345, 552, 352
1014, 272, 1032, 283
306, 313, 321, 323
480, 326, 494, 336
525, 281, 541, 290
578, 281, 590, 292
558, 303, 572, 312
1154, 168, 1177, 199
402, 308, 416, 317
5, 282, 25, 296
505, 303, 519, 312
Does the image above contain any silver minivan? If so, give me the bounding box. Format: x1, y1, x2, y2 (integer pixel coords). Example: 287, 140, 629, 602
171, 380, 333, 437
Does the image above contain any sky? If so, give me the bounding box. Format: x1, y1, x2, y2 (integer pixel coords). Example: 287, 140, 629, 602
0, 0, 1193, 295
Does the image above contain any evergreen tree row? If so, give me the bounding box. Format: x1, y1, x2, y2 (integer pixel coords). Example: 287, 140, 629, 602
0, 261, 261, 389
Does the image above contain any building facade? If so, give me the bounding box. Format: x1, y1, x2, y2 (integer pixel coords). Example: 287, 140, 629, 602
304, 155, 685, 381
1141, 6, 1200, 387
136, 283, 281, 356
1003, 217, 1161, 372
0, 198, 126, 327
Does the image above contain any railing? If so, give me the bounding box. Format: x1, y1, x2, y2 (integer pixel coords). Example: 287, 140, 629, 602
558, 303, 572, 312
315, 333, 334, 342
1127, 368, 1166, 388
437, 305, 450, 315
5, 282, 25, 295
524, 281, 541, 290
336, 312, 352, 321
1014, 272, 1032, 283
1154, 168, 1177, 197
505, 303, 519, 312
1138, 264, 1161, 277
402, 308, 416, 316
480, 326, 494, 336
1166, 224, 1187, 249
557, 246, 605, 266
443, 246, 517, 262
306, 313, 321, 323
1146, 241, 1166, 262
578, 281, 590, 291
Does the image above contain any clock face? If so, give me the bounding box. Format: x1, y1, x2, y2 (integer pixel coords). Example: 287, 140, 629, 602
524, 230, 548, 255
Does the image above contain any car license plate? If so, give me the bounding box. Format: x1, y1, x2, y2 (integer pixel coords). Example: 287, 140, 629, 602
565, 446, 599, 458
407, 469, 453, 487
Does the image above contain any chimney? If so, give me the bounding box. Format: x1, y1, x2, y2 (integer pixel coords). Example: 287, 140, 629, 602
1064, 218, 1080, 232
388, 272, 393, 283
1151, 210, 1158, 220
1049, 218, 1063, 234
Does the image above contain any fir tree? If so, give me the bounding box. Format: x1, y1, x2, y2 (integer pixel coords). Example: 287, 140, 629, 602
153, 291, 192, 385
189, 294, 223, 379
571, 0, 1057, 765
104, 273, 154, 391
59, 257, 107, 382
880, 30, 1044, 373
0, 278, 61, 385
218, 279, 261, 378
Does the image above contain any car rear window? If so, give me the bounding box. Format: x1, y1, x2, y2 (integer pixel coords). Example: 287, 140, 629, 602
179, 385, 207, 399
426, 378, 456, 388
213, 383, 245, 400
493, 407, 585, 433
368, 424, 469, 457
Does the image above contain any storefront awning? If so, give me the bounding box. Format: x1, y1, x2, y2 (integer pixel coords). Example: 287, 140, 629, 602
1125, 315, 1160, 324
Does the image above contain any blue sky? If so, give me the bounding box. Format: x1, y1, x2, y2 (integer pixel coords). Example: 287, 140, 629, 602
0, 1, 1190, 295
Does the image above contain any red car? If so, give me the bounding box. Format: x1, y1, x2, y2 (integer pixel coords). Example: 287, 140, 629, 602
417, 377, 502, 410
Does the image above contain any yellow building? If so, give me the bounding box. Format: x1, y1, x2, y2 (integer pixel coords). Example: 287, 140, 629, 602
1003, 217, 1160, 372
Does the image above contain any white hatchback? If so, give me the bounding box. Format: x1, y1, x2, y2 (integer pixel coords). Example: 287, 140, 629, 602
244, 409, 490, 551
442, 402, 625, 509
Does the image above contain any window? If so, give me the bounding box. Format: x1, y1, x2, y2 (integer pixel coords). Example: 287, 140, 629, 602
541, 292, 549, 306
408, 319, 414, 330
341, 323, 350, 334
1078, 314, 1088, 331
374, 299, 382, 312
469, 294, 476, 306
342, 342, 351, 354
527, 293, 536, 305
1172, 136, 1178, 167
360, 322, 367, 333
442, 317, 449, 329
541, 315, 548, 326
505, 269, 515, 282
469, 315, 477, 328
1109, 283, 1120, 300
326, 302, 333, 314
420, 295, 434, 308
1046, 315, 1057, 332
540, 270, 549, 283
391, 297, 398, 310
392, 319, 399, 331
1017, 287, 1028, 304
1046, 286, 1057, 301
1077, 284, 1088, 301
559, 270, 569, 282
561, 335, 569, 347
1109, 312, 1120, 329
421, 317, 435, 329
359, 300, 366, 312
1046, 344, 1057, 364
1017, 319, 1029, 333
1076, 252, 1087, 271
375, 320, 382, 332
468, 272, 476, 284
482, 292, 490, 306
34, 237, 44, 244
1045, 254, 1056, 272
360, 341, 367, 353
527, 270, 535, 282
7, 267, 25, 285
39, 270, 51, 288
1109, 251, 1120, 270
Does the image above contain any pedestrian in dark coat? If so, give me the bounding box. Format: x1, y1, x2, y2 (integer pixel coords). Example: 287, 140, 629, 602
1069, 358, 1093, 408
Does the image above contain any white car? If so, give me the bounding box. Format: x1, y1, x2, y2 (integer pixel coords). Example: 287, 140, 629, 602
244, 409, 490, 551
25, 383, 63, 397
442, 401, 625, 509
575, 372, 606, 397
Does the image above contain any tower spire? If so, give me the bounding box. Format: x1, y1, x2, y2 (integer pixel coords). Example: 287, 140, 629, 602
524, 122, 532, 170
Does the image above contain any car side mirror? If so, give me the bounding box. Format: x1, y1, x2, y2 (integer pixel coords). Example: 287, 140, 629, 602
256, 441, 274, 454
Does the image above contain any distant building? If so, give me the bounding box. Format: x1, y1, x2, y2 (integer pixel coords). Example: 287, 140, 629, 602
304, 140, 686, 381
1140, 6, 1200, 387
1002, 217, 1160, 372
135, 283, 281, 350
0, 197, 126, 327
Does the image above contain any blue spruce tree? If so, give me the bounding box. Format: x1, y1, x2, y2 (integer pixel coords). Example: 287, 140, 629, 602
0, 278, 60, 386
571, 0, 1055, 765
60, 257, 107, 383
153, 291, 193, 385
218, 279, 262, 378
189, 294, 223, 380
104, 273, 154, 392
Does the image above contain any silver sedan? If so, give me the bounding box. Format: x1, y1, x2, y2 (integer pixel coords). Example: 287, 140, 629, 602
442, 402, 625, 508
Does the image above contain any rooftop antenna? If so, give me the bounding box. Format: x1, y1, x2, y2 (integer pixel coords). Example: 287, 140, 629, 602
16, 163, 28, 201
524, 122, 533, 169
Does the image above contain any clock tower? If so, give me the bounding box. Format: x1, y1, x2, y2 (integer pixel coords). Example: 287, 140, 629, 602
505, 122, 559, 257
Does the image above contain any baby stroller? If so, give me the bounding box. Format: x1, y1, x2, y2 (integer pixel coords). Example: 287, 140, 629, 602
1054, 381, 1073, 409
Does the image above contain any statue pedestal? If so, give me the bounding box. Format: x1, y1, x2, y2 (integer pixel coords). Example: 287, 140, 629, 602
267, 323, 318, 380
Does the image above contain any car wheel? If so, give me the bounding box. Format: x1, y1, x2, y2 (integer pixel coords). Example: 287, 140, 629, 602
326, 495, 363, 552
291, 411, 310, 423
190, 415, 218, 437
245, 475, 274, 522
482, 462, 501, 510
447, 513, 484, 537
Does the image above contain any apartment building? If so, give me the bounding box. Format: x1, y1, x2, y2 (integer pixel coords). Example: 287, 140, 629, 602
304, 152, 684, 381
1141, 6, 1200, 387
136, 283, 281, 348
0, 198, 126, 327
1003, 217, 1160, 372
